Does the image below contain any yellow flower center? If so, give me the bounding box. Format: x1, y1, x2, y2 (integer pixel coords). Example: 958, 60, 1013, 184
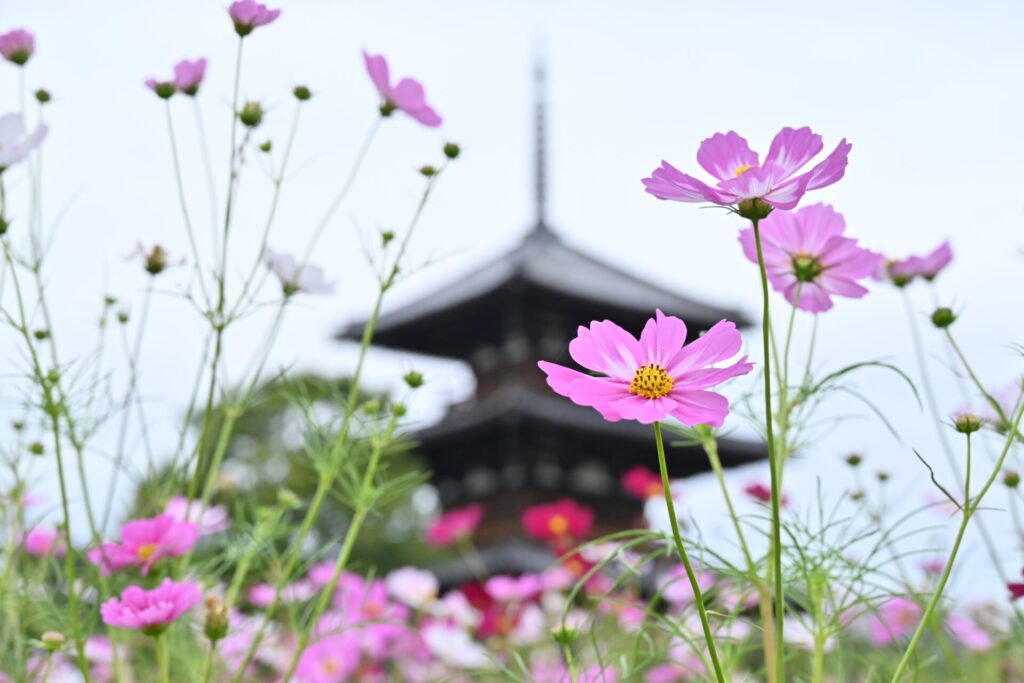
548, 514, 569, 535
136, 543, 158, 561
322, 658, 340, 674
734, 164, 755, 177
629, 364, 675, 399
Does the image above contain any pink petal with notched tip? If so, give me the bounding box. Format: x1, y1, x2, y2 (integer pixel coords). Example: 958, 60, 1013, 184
764, 126, 823, 180
668, 390, 731, 427
696, 131, 760, 182
638, 309, 688, 368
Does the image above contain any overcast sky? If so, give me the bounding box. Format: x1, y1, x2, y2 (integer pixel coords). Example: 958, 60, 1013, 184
3, 0, 1023, 601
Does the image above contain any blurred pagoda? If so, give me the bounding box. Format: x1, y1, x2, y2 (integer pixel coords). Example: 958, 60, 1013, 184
337, 64, 763, 558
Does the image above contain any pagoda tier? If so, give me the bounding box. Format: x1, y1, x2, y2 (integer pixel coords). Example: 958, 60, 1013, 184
337, 226, 751, 375
413, 382, 764, 545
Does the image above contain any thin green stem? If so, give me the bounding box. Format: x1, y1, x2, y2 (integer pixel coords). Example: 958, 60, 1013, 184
202, 641, 217, 683
654, 423, 725, 683
891, 401, 1024, 681
156, 634, 170, 683
751, 218, 785, 683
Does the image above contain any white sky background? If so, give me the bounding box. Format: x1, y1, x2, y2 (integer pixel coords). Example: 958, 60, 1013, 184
2, 0, 1023, 602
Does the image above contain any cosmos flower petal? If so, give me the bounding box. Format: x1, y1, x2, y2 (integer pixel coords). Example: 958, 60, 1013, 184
665, 320, 743, 376
696, 131, 760, 182
764, 126, 823, 180
569, 320, 642, 379
677, 356, 754, 390
802, 138, 851, 191
639, 309, 688, 368
668, 390, 730, 428
363, 51, 391, 95
642, 161, 735, 204
610, 395, 676, 424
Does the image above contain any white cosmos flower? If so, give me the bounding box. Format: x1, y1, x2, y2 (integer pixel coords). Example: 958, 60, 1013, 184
263, 246, 335, 295
422, 623, 492, 669
0, 113, 47, 170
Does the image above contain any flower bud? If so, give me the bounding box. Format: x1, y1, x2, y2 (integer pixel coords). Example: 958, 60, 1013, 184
849, 490, 864, 501
28, 441, 44, 456
259, 140, 272, 153
551, 623, 577, 647
117, 310, 129, 324
33, 329, 49, 340
736, 198, 773, 221
392, 403, 407, 417
362, 398, 381, 415
239, 101, 264, 128
876, 471, 890, 483
419, 165, 437, 178
443, 142, 460, 160
379, 101, 397, 117
1004, 469, 1021, 488
381, 231, 395, 247
293, 85, 312, 101
204, 596, 229, 641
12, 420, 24, 431
277, 488, 301, 509
143, 245, 168, 276
153, 82, 176, 100
930, 307, 956, 329
40, 631, 65, 650
34, 89, 51, 104
0, 216, 8, 235
403, 371, 424, 389
845, 453, 862, 467
104, 296, 117, 307
955, 413, 982, 434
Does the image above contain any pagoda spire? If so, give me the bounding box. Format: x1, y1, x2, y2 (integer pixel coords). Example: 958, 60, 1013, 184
532, 57, 550, 233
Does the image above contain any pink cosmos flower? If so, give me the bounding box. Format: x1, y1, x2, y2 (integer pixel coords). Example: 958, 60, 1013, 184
229, 0, 281, 36
0, 113, 48, 170
172, 58, 207, 96
538, 310, 752, 426
386, 567, 439, 609
945, 614, 992, 651
868, 597, 922, 646
658, 565, 714, 607
744, 482, 789, 507
0, 29, 34, 66
363, 51, 442, 127
425, 502, 483, 547
23, 527, 66, 557
643, 127, 850, 212
485, 574, 543, 603
87, 514, 198, 575
738, 204, 882, 313
100, 578, 202, 635
881, 240, 953, 286
622, 466, 664, 499
164, 495, 229, 535
522, 499, 594, 542
295, 633, 361, 683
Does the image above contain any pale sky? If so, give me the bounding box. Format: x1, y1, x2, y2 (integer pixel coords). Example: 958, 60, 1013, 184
3, 0, 1023, 600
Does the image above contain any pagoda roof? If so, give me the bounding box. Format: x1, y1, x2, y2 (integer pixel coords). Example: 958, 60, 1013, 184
337, 225, 751, 354
412, 383, 765, 477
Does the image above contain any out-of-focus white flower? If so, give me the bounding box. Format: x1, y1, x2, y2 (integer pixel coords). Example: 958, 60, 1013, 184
427, 590, 482, 630
0, 113, 47, 170
422, 623, 491, 669
164, 496, 230, 535
510, 603, 546, 646
385, 566, 438, 610
263, 247, 335, 296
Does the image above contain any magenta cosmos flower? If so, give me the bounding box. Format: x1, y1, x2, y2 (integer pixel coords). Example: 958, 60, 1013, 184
0, 29, 34, 66
425, 502, 483, 547
880, 240, 953, 287
87, 513, 198, 575
868, 597, 922, 646
363, 51, 442, 127
539, 310, 752, 426
228, 0, 281, 37
23, 528, 66, 557
100, 578, 202, 635
521, 499, 594, 542
172, 58, 207, 96
738, 204, 882, 313
643, 127, 850, 214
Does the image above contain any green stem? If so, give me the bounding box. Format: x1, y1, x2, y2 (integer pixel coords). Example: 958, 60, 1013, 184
654, 423, 725, 683
751, 218, 786, 683
202, 641, 217, 683
156, 634, 170, 683
891, 401, 1024, 681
